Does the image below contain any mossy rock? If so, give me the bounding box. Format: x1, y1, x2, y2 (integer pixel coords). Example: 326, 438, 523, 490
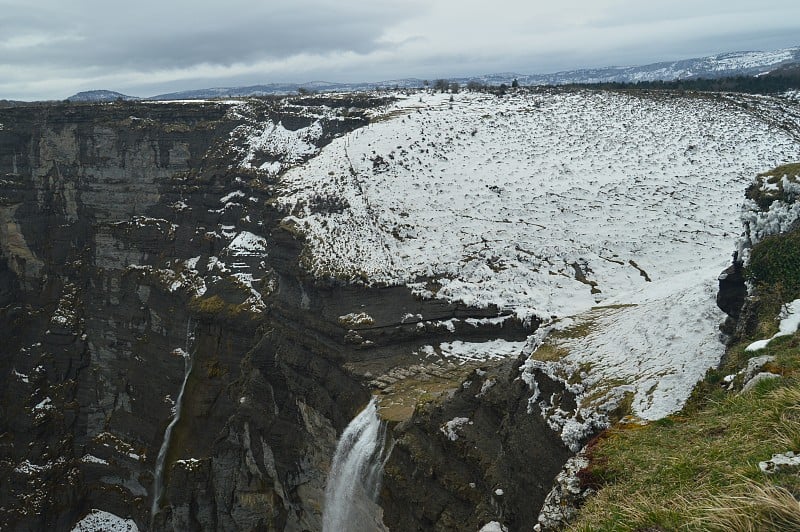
188, 294, 251, 320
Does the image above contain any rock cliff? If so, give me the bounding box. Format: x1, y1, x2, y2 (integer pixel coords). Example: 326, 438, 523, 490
0, 97, 569, 531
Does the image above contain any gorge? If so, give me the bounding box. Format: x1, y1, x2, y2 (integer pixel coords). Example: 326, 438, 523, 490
1, 88, 799, 531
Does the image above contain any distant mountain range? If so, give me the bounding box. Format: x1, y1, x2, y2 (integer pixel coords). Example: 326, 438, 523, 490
67, 45, 800, 102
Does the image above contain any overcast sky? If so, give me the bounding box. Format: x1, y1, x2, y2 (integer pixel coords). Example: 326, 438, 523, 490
1, 0, 799, 100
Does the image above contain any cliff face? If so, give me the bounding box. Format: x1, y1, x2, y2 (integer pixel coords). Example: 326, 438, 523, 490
381, 358, 571, 531
0, 98, 568, 531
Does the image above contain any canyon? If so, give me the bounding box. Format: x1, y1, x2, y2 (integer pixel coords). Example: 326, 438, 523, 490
1, 88, 798, 531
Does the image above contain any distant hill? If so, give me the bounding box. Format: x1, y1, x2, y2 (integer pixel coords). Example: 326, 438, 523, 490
504, 46, 800, 86
147, 80, 424, 100
66, 90, 139, 102
71, 45, 800, 101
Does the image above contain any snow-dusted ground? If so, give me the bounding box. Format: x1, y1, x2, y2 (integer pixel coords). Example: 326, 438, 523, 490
272, 90, 800, 426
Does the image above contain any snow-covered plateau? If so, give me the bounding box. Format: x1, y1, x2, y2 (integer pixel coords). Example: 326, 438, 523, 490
275, 90, 800, 433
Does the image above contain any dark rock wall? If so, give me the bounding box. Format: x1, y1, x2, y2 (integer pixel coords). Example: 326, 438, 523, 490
381, 357, 571, 532
0, 100, 372, 531
0, 99, 570, 531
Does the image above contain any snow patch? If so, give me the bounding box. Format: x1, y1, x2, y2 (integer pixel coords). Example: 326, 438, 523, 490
14, 460, 48, 475
479, 521, 508, 532
226, 231, 268, 256
338, 312, 375, 327
745, 299, 800, 351
175, 458, 203, 471
438, 339, 527, 364
220, 190, 245, 203
71, 509, 138, 532
536, 451, 592, 531
760, 451, 800, 473
81, 455, 109, 465
34, 397, 54, 411
441, 417, 472, 441
236, 120, 322, 170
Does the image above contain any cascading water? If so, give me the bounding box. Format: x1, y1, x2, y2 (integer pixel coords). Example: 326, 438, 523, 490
322, 398, 391, 532
151, 319, 195, 520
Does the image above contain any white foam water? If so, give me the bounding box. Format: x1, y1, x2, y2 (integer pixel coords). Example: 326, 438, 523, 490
322, 398, 390, 531
151, 320, 194, 520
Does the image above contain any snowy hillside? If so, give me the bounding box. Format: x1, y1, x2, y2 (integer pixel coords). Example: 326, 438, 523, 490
272, 89, 800, 427
141, 46, 800, 101
518, 46, 800, 85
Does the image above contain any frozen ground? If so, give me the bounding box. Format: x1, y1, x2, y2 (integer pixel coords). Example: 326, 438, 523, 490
270, 89, 800, 428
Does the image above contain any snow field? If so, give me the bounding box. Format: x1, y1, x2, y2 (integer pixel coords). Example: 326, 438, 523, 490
274, 90, 800, 431
279, 90, 798, 321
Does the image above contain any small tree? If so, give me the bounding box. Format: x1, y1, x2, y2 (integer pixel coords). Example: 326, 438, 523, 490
467, 80, 484, 92
449, 82, 460, 94
511, 78, 519, 88
433, 79, 449, 93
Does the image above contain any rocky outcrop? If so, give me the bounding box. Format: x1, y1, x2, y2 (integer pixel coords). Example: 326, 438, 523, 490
717, 258, 748, 337
718, 163, 800, 342
380, 356, 571, 532
0, 97, 570, 531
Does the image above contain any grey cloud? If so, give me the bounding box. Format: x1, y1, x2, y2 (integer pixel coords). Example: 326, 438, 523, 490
3, 1, 420, 69
1, 0, 799, 100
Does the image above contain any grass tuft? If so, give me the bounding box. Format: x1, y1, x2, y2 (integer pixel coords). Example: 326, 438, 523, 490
694, 482, 800, 532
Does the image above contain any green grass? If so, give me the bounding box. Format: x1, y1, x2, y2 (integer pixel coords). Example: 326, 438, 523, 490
758, 162, 800, 183
745, 162, 800, 210
746, 229, 800, 299
570, 376, 800, 531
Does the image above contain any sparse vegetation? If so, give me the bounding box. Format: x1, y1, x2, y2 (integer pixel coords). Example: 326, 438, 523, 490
307, 192, 350, 214
433, 79, 450, 93
746, 229, 800, 301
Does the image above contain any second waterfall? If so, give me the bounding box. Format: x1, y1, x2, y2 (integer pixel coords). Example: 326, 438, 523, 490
322, 398, 390, 531
151, 320, 195, 520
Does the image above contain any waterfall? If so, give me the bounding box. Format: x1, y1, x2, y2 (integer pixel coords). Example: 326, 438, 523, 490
151, 320, 195, 519
322, 398, 390, 532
